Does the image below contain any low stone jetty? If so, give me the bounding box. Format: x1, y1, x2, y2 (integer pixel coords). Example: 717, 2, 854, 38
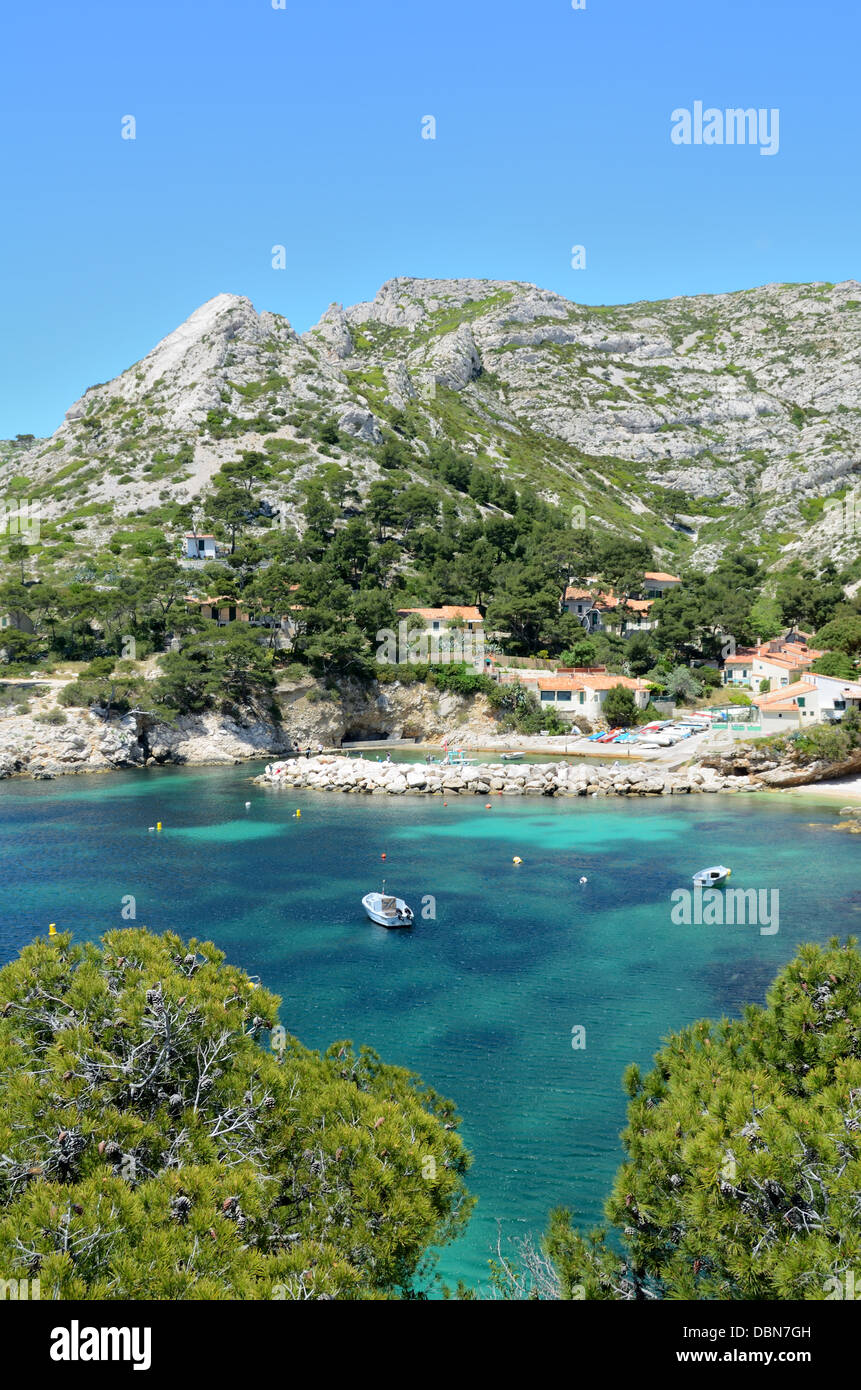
255, 754, 762, 799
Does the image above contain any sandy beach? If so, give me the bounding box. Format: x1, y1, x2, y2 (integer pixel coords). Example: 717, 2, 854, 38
781, 774, 861, 805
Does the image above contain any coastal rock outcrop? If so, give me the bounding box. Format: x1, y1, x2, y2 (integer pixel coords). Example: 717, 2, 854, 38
0, 677, 497, 780
273, 675, 496, 748
702, 741, 861, 788
0, 709, 292, 779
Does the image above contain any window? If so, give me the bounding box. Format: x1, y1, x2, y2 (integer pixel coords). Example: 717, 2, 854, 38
540, 691, 555, 702
797, 698, 805, 708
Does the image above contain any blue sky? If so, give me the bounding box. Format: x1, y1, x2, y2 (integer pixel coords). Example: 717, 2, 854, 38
1, 0, 857, 438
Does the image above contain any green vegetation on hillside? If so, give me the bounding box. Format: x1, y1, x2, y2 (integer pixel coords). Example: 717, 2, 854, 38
1, 434, 856, 714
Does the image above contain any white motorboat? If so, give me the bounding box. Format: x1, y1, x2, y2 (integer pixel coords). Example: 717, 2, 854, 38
692, 865, 732, 888
501, 751, 524, 761
362, 884, 414, 928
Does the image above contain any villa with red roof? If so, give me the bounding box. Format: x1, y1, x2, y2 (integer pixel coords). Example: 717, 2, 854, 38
642, 571, 682, 598
535, 671, 652, 720
723, 637, 825, 690
562, 585, 657, 636
397, 606, 484, 633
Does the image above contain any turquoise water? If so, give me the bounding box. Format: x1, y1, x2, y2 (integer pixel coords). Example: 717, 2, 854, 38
340, 746, 628, 765
1, 765, 859, 1292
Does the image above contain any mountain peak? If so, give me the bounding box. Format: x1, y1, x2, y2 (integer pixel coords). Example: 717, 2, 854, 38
62, 293, 299, 431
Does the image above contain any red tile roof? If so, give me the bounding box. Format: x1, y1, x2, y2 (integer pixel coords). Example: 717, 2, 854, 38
397, 606, 483, 623
564, 586, 653, 613
538, 673, 650, 693
753, 680, 817, 708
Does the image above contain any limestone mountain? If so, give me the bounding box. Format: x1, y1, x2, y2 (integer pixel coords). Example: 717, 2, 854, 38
3, 277, 861, 577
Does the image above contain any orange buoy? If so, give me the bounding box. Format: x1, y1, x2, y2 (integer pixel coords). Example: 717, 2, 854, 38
485, 803, 492, 809
381, 853, 386, 860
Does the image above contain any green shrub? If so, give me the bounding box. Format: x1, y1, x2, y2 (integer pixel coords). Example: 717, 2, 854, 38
82, 657, 115, 678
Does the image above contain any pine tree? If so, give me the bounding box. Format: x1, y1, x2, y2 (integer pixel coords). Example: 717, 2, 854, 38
0, 928, 472, 1299
544, 939, 861, 1300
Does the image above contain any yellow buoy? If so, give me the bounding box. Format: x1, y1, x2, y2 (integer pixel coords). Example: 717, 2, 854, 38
48, 923, 57, 936
295, 809, 301, 819
156, 822, 162, 831
512, 857, 523, 865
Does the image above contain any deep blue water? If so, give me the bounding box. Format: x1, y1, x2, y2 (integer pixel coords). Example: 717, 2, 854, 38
0, 765, 858, 1291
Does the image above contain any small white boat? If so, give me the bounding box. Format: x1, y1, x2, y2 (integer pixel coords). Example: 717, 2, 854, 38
362, 885, 414, 928
693, 865, 732, 888
501, 751, 524, 761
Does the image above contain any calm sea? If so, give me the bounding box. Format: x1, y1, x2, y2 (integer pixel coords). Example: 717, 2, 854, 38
1, 764, 858, 1291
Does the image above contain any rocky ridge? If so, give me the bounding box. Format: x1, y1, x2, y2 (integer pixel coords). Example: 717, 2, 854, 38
5, 276, 861, 573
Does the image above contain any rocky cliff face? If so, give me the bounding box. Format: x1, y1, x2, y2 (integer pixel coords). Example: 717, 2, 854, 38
274, 675, 495, 747
0, 708, 292, 779
4, 277, 860, 575
0, 678, 496, 778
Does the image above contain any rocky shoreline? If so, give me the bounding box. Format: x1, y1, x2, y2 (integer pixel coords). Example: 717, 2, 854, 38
0, 708, 292, 779
3, 702, 861, 805
0, 673, 488, 780
255, 753, 764, 799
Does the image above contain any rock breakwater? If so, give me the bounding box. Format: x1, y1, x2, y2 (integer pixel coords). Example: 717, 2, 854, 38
256, 754, 763, 798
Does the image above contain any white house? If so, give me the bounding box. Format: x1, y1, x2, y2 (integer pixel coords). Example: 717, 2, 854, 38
183, 534, 218, 560
753, 674, 861, 731
396, 606, 484, 634
642, 571, 682, 599
723, 638, 825, 690
810, 672, 861, 720
536, 672, 651, 721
